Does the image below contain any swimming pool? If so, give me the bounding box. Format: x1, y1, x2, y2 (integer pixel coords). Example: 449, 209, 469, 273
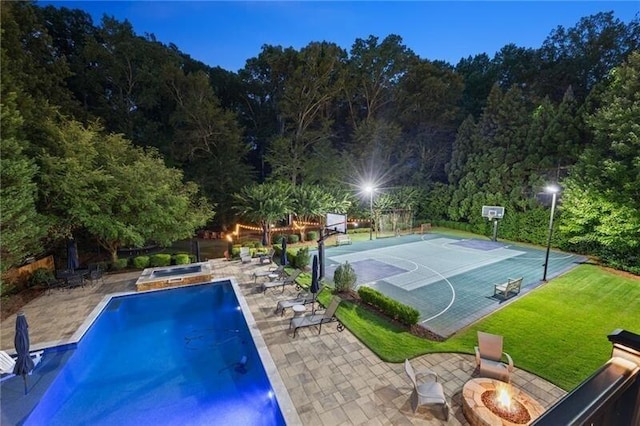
25, 280, 293, 425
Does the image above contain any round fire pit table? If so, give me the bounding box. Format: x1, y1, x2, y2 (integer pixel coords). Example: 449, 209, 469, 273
462, 378, 545, 426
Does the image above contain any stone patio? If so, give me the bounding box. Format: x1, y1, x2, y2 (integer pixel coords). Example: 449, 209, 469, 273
0, 259, 566, 425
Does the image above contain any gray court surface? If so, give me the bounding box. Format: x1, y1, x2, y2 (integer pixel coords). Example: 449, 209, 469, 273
323, 234, 585, 338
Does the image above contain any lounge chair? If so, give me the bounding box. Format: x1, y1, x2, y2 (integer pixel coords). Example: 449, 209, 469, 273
240, 247, 252, 264
253, 265, 285, 283
0, 350, 44, 382
404, 359, 449, 420
262, 270, 301, 294
0, 351, 15, 375
258, 248, 275, 265
289, 296, 343, 337
475, 331, 514, 382
275, 291, 317, 316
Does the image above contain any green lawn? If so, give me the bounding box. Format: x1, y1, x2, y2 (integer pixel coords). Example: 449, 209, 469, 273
318, 264, 640, 391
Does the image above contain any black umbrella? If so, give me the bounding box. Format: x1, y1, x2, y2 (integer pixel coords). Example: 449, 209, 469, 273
311, 255, 320, 314
280, 238, 288, 266
14, 312, 35, 395
67, 238, 79, 272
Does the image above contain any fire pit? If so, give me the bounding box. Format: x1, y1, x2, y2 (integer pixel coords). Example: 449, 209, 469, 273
462, 378, 545, 426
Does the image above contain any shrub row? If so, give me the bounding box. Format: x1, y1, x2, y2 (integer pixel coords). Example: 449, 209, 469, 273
271, 232, 318, 245
112, 253, 195, 271
357, 286, 420, 326
230, 245, 269, 258
273, 246, 311, 269
348, 228, 371, 234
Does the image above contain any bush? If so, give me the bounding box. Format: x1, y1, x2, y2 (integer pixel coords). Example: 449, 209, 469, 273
287, 234, 299, 244
358, 286, 420, 326
333, 261, 357, 293
28, 268, 55, 288
306, 231, 318, 241
292, 247, 310, 269
272, 234, 285, 245
350, 228, 370, 234
133, 256, 150, 269
253, 241, 263, 249
149, 253, 172, 267
111, 258, 129, 270
174, 253, 190, 265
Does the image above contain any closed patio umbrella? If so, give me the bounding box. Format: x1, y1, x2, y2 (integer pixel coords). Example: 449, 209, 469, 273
280, 239, 288, 266
310, 255, 320, 314
14, 311, 35, 395
67, 238, 79, 272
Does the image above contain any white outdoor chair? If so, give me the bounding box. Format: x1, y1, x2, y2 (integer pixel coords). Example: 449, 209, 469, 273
475, 331, 514, 382
239, 247, 252, 264
404, 359, 449, 420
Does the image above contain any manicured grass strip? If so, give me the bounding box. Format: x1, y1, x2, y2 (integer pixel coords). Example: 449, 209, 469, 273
320, 264, 639, 391
454, 264, 640, 390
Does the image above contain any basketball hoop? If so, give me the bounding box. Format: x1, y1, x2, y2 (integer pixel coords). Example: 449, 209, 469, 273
482, 205, 504, 242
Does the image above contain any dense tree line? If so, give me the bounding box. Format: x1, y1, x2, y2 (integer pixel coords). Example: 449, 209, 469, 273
1, 2, 638, 274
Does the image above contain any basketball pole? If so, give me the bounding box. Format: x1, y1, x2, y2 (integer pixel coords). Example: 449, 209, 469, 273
492, 219, 499, 242
318, 228, 325, 280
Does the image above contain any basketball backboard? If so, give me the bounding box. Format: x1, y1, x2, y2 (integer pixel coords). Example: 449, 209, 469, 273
326, 213, 347, 234
481, 205, 505, 220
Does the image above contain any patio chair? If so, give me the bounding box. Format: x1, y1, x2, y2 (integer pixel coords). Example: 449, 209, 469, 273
275, 290, 317, 316
258, 248, 275, 265
262, 270, 301, 294
63, 273, 85, 289
475, 331, 514, 382
240, 247, 252, 264
88, 264, 105, 286
289, 296, 343, 337
404, 359, 449, 420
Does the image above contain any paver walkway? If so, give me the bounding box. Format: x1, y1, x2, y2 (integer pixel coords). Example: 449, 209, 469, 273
0, 260, 566, 425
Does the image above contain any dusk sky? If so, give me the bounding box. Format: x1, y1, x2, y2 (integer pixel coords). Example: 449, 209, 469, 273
42, 1, 638, 72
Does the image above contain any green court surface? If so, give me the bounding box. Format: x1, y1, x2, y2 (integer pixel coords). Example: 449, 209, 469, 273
323, 233, 585, 338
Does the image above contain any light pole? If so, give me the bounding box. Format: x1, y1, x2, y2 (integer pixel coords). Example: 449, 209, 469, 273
542, 185, 560, 281
365, 185, 375, 240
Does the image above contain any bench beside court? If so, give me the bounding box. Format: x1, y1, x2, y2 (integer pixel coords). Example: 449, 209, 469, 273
493, 277, 523, 300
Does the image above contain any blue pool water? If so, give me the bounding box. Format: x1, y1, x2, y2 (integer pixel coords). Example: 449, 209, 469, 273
25, 282, 286, 426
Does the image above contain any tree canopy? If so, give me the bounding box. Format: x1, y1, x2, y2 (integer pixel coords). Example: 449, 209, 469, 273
2, 2, 638, 274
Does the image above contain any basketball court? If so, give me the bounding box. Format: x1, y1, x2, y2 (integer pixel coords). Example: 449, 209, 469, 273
321, 233, 585, 338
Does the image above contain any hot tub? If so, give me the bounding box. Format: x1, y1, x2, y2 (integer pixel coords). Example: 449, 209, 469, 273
135, 261, 213, 291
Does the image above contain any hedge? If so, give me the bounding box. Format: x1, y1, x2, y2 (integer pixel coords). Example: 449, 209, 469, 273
306, 231, 318, 241
133, 256, 150, 269
149, 253, 172, 267
357, 286, 420, 326
111, 258, 129, 270
174, 253, 190, 265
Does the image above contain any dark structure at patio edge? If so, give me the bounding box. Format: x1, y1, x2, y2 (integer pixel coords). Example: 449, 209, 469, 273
532, 329, 640, 426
